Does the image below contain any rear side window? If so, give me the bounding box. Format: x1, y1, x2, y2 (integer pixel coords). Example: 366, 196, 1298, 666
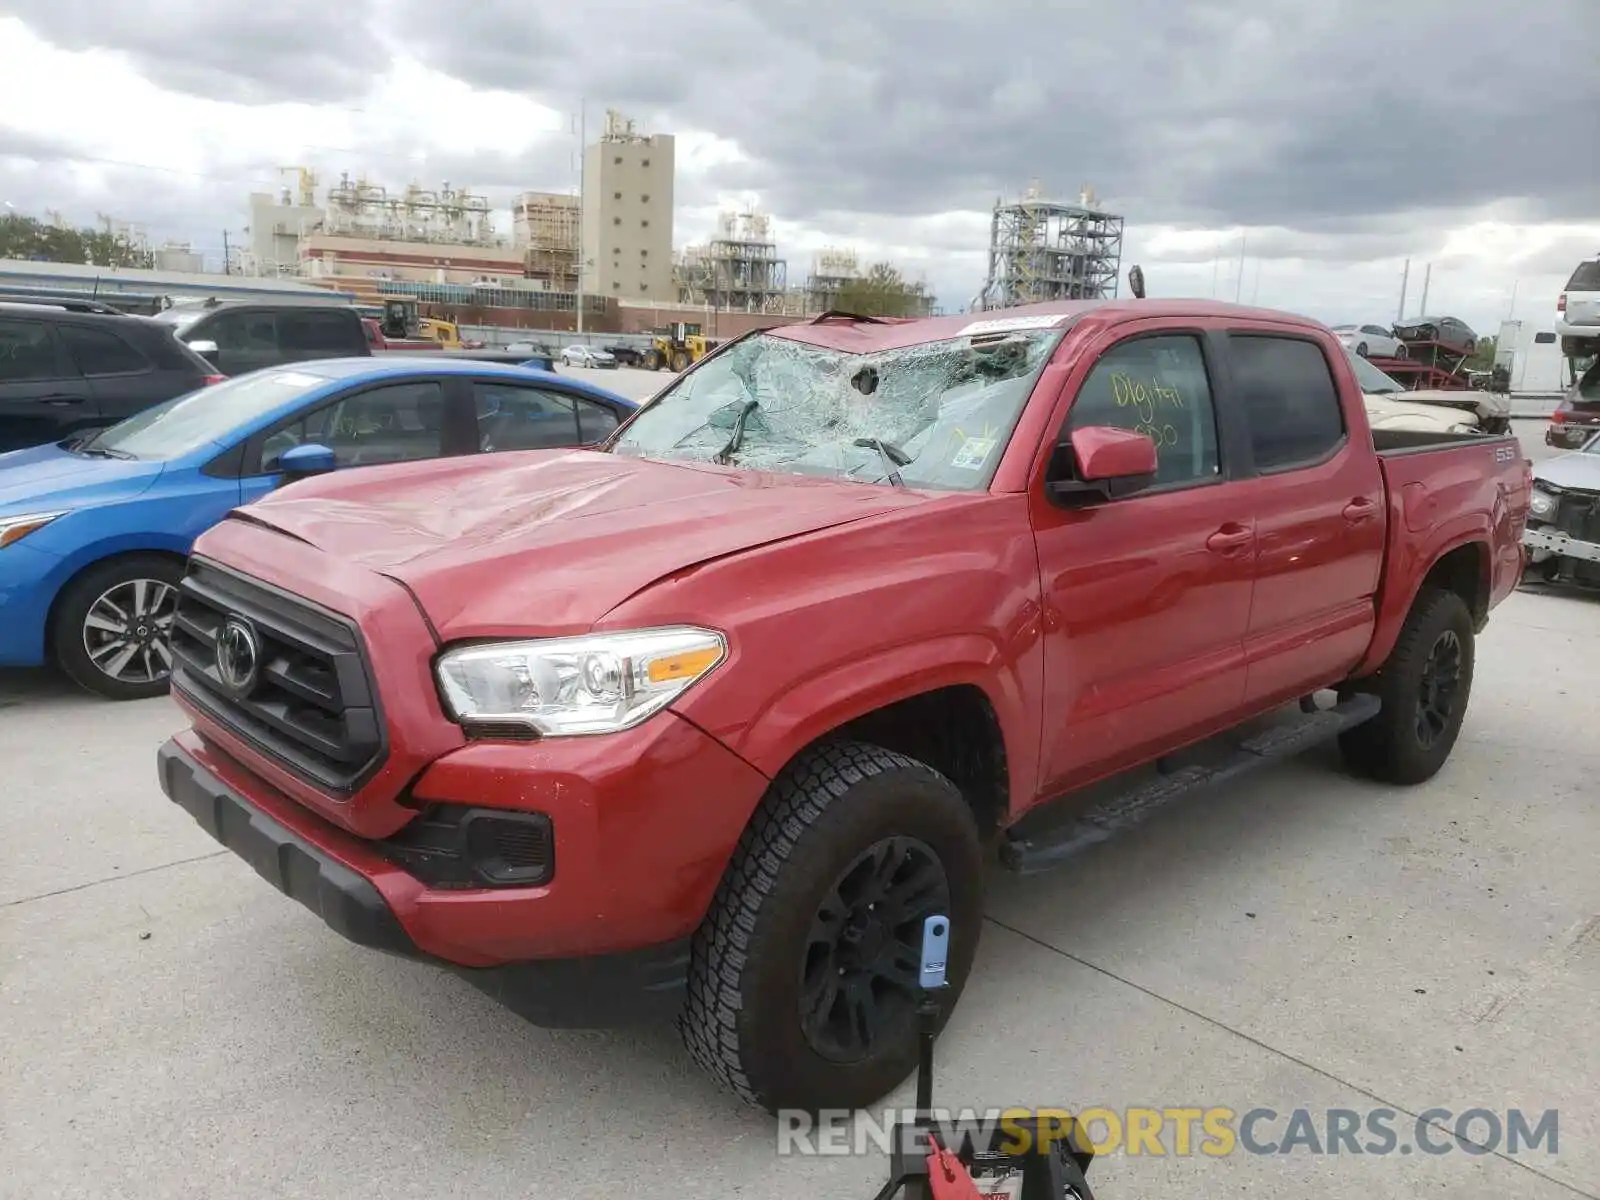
1565, 261, 1600, 291
474, 382, 619, 451
60, 325, 148, 376
0, 318, 61, 382
1229, 335, 1346, 471
207, 311, 277, 351
1065, 334, 1220, 488
279, 310, 360, 354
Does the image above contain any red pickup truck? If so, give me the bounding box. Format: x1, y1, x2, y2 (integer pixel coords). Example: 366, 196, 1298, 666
157, 299, 1530, 1114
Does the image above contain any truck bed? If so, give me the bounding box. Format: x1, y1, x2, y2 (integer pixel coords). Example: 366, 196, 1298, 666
1357, 428, 1530, 675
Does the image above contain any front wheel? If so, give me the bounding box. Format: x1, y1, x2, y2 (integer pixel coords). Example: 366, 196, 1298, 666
1356, 342, 1369, 357
1338, 589, 1475, 785
680, 741, 984, 1114
51, 554, 184, 700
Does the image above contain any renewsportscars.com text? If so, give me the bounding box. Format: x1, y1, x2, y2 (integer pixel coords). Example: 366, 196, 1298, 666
776, 1106, 1559, 1158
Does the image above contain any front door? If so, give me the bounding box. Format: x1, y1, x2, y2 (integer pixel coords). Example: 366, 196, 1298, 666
1030, 326, 1258, 795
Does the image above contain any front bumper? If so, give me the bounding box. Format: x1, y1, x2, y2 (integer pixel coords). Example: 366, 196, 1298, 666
158, 738, 696, 1027
0, 540, 64, 667
1523, 527, 1600, 565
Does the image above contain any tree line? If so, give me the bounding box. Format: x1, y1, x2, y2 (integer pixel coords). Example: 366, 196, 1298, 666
0, 213, 156, 269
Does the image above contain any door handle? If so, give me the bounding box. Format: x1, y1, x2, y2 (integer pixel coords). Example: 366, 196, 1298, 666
38, 394, 86, 406
1205, 525, 1253, 553
1343, 498, 1378, 522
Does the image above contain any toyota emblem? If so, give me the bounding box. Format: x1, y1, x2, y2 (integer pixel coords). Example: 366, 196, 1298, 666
216, 616, 261, 695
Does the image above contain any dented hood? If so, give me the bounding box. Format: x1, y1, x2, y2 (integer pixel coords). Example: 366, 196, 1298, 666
234, 449, 925, 636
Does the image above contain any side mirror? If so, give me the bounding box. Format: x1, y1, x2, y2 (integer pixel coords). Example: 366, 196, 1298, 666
1047, 426, 1158, 504
187, 339, 220, 363
277, 443, 338, 479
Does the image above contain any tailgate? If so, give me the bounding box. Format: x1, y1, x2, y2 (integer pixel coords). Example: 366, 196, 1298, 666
1358, 435, 1530, 674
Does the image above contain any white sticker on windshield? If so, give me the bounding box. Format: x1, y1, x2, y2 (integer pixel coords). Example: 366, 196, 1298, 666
950, 436, 996, 470
955, 314, 1064, 337
272, 372, 324, 387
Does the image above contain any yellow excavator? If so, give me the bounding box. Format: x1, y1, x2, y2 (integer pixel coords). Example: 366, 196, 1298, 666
643, 321, 712, 371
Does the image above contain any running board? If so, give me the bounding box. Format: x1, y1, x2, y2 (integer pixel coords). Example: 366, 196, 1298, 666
998, 693, 1382, 876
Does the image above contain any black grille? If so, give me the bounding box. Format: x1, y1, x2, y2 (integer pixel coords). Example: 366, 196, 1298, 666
1552, 490, 1600, 542
169, 559, 385, 794
378, 806, 554, 888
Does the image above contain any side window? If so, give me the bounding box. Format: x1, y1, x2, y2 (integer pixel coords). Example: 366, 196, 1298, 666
60, 325, 148, 376
256, 382, 445, 472
208, 312, 276, 352
0, 319, 62, 382
280, 311, 359, 354
1229, 335, 1346, 471
1363, 325, 1389, 338
475, 383, 593, 451
1064, 334, 1220, 488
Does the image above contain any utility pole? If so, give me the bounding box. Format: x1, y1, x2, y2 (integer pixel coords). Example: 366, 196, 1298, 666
1234, 230, 1247, 303
575, 97, 587, 336
1397, 258, 1410, 321
1507, 279, 1519, 319
222, 230, 231, 276
1418, 262, 1432, 316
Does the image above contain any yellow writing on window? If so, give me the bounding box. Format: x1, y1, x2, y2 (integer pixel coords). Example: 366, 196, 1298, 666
1109, 372, 1186, 425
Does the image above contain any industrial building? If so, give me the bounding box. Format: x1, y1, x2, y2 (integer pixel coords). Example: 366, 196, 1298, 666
975, 183, 1124, 310
675, 210, 789, 314
0, 256, 353, 305
513, 191, 580, 292
581, 110, 676, 303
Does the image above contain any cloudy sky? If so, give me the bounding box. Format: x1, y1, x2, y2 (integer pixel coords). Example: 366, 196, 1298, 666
1, 1, 1596, 333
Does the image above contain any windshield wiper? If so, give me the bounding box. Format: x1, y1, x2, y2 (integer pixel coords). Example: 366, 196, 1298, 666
77, 446, 135, 460
714, 400, 761, 464
853, 437, 907, 487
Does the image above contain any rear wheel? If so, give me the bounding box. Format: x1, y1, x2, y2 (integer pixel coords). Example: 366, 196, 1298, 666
680, 741, 983, 1113
1338, 589, 1475, 785
671, 350, 690, 372
51, 554, 184, 700
643, 349, 664, 370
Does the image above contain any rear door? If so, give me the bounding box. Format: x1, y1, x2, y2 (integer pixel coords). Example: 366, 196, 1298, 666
1224, 331, 1385, 705
58, 323, 169, 428
0, 315, 96, 452
1030, 322, 1258, 791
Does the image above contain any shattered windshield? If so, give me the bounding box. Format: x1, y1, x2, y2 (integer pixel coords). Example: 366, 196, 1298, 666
609, 327, 1063, 490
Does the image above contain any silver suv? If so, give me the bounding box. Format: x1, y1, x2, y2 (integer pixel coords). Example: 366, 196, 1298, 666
1556, 257, 1600, 356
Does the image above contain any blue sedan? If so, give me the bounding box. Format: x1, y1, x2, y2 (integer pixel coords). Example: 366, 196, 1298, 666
0, 356, 637, 699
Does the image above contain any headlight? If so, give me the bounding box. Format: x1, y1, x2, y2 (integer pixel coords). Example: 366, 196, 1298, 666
1529, 488, 1557, 518
435, 625, 727, 736
0, 510, 67, 549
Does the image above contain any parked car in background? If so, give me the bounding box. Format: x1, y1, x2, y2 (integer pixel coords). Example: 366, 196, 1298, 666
1545, 358, 1600, 449
1555, 256, 1600, 357
1393, 315, 1478, 354
0, 358, 637, 699
1332, 322, 1405, 358
153, 299, 370, 376
0, 299, 224, 454
560, 344, 618, 369
1347, 351, 1481, 435
603, 343, 645, 367
1524, 428, 1600, 587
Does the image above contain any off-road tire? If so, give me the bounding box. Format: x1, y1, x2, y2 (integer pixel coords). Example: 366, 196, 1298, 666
679, 741, 984, 1114
51, 553, 185, 701
1338, 588, 1475, 785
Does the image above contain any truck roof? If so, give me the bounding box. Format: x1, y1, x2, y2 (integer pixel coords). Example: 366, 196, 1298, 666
766, 299, 1326, 352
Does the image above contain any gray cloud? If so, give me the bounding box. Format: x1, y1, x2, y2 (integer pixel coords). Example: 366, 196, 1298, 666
9, 0, 390, 104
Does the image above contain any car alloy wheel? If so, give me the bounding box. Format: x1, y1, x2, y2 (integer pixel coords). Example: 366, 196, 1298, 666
82, 577, 178, 688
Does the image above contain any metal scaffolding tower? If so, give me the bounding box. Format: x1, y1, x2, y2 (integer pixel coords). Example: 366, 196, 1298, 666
976, 183, 1124, 310
676, 210, 789, 313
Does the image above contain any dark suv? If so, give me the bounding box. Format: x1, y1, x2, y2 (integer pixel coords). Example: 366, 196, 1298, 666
151, 300, 369, 377
0, 299, 224, 455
